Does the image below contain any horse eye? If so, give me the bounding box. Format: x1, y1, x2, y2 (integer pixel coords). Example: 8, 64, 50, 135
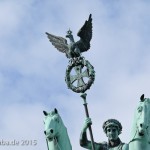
55, 118, 59, 123
138, 106, 143, 112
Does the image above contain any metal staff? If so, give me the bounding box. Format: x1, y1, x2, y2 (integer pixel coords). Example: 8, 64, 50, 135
81, 93, 95, 150
46, 139, 49, 150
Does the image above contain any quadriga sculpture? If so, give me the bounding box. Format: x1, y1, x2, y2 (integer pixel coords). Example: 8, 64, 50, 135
43, 94, 150, 150
129, 94, 150, 150
43, 108, 72, 150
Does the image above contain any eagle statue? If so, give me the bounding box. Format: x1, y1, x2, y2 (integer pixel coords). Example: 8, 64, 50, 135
46, 14, 92, 58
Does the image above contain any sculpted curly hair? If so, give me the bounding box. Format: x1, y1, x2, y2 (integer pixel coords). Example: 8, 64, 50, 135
102, 119, 122, 134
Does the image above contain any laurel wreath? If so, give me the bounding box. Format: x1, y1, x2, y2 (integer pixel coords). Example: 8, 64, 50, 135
65, 57, 95, 93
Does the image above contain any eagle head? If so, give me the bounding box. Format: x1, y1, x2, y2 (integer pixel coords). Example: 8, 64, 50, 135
66, 29, 74, 42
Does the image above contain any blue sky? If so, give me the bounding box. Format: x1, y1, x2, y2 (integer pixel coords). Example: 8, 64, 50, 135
0, 0, 150, 149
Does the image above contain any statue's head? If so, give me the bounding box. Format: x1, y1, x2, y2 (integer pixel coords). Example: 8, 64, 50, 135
103, 119, 122, 140
66, 29, 73, 38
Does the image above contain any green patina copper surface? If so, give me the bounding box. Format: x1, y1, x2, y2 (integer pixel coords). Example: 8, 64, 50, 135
46, 14, 92, 59
43, 108, 72, 150
129, 94, 150, 150
80, 117, 129, 150
46, 14, 95, 93
45, 14, 96, 150
44, 13, 150, 150
80, 94, 150, 150
65, 57, 95, 93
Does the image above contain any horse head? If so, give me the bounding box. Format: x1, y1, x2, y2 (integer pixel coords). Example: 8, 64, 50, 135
43, 108, 72, 150
135, 94, 150, 137
43, 108, 63, 141
129, 95, 150, 150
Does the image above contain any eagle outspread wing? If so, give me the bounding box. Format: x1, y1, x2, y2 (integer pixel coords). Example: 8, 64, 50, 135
76, 14, 92, 52
45, 32, 69, 53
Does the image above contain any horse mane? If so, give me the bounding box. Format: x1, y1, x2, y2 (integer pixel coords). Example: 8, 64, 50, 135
145, 99, 150, 137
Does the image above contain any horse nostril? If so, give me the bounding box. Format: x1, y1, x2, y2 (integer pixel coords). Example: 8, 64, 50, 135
140, 124, 143, 127
50, 129, 53, 133
44, 131, 46, 135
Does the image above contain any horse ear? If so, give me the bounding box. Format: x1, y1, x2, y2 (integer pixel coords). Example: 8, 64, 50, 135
43, 111, 48, 116
54, 108, 58, 114
140, 94, 145, 102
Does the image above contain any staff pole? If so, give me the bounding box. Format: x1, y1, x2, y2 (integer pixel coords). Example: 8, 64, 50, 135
81, 93, 95, 150
46, 139, 49, 150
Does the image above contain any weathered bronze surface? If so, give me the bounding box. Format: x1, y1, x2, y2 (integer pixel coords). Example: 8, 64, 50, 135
46, 14, 92, 59
46, 14, 95, 93
80, 94, 150, 150
43, 109, 72, 150
129, 94, 150, 150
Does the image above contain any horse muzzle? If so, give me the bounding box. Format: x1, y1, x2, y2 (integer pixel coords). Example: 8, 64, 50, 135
44, 129, 55, 139
139, 130, 144, 136
138, 123, 149, 136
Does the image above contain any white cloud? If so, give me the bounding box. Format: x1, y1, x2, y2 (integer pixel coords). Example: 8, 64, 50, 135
1, 0, 150, 149
0, 103, 47, 150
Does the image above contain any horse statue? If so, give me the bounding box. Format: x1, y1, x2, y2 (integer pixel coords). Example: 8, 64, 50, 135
43, 108, 72, 150
129, 94, 150, 150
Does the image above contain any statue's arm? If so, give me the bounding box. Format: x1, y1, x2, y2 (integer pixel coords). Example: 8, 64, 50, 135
80, 130, 103, 150
80, 118, 104, 149
80, 118, 93, 149
80, 130, 91, 148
